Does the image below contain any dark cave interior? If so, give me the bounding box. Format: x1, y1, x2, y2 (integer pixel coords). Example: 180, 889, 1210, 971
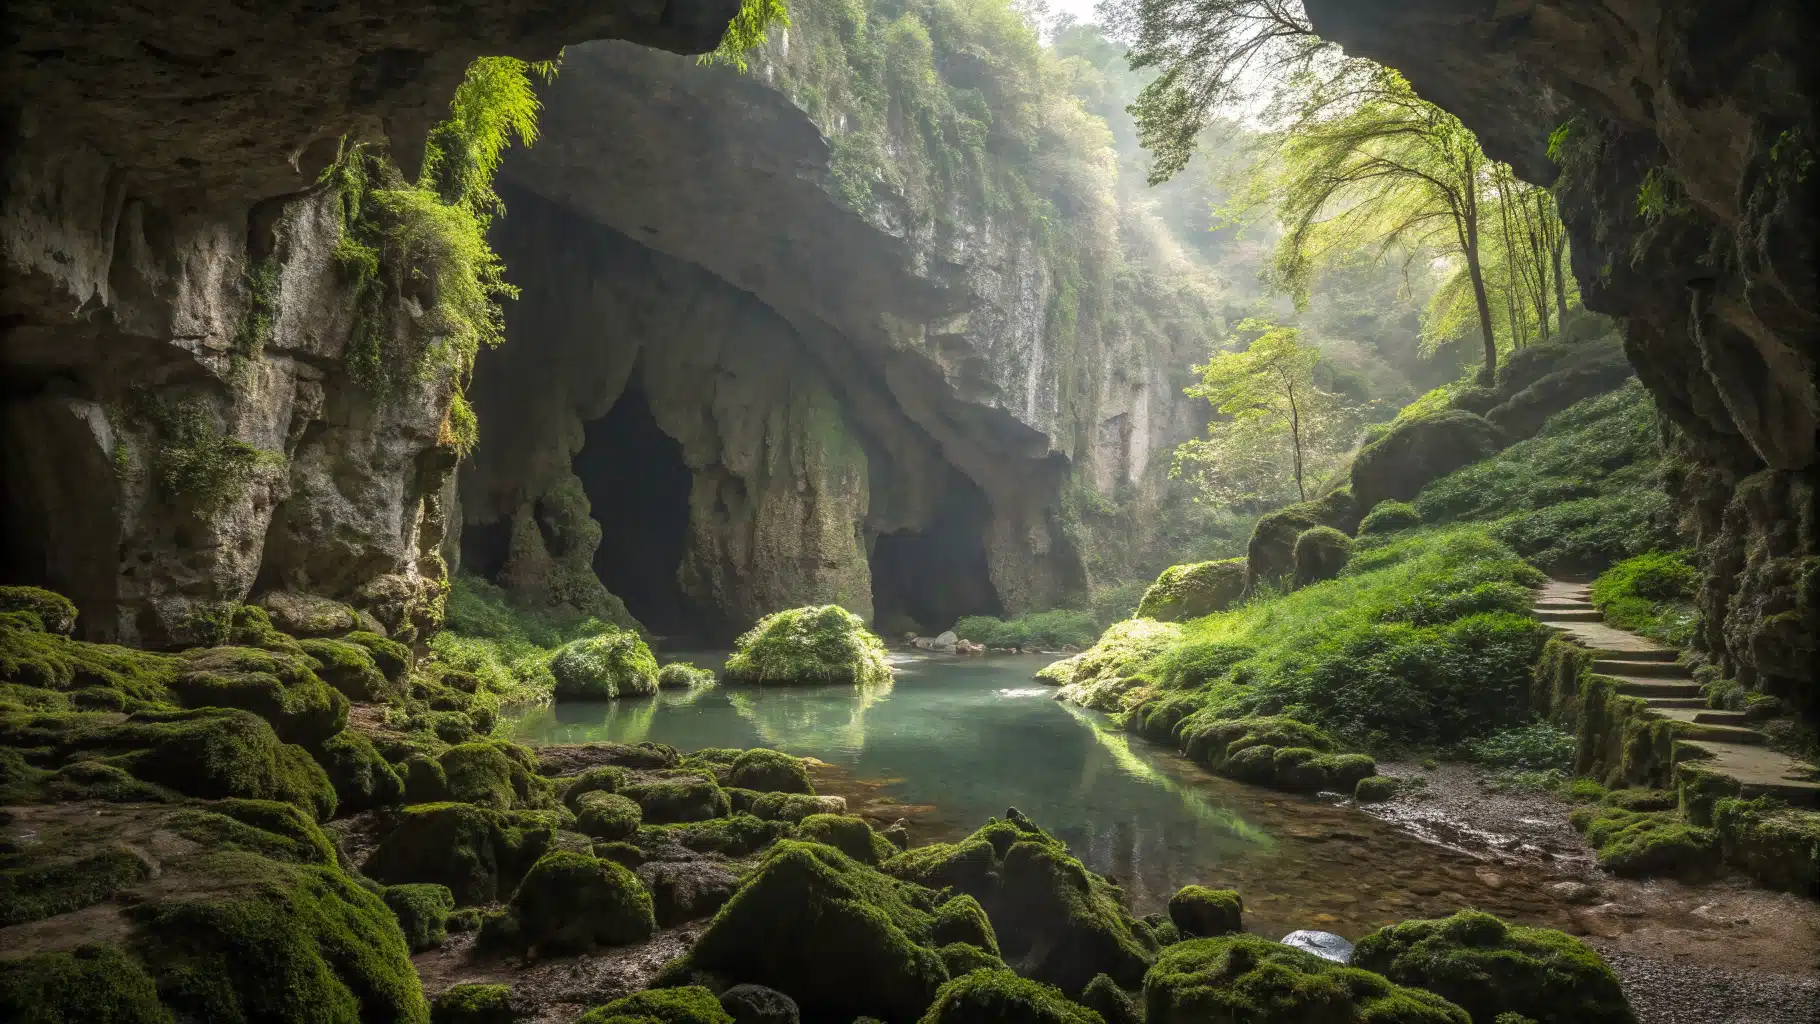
868, 476, 1003, 636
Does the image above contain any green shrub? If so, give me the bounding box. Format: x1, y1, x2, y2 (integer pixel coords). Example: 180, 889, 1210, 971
1469, 723, 1577, 773
550, 631, 659, 700
723, 606, 892, 686
656, 661, 715, 688
1358, 501, 1422, 536
1353, 910, 1631, 1023
1589, 550, 1698, 646
953, 609, 1101, 649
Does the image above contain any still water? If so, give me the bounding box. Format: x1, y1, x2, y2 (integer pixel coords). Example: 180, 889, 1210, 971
505, 651, 1590, 938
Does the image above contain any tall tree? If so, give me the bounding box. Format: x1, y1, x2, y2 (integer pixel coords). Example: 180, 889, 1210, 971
1176, 319, 1337, 503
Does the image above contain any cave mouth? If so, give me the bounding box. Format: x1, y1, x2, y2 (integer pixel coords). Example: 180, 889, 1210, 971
572, 386, 699, 642
869, 479, 1003, 638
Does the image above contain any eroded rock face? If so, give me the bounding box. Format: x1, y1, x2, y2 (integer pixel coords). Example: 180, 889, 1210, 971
1303, 0, 1818, 713
0, 0, 738, 644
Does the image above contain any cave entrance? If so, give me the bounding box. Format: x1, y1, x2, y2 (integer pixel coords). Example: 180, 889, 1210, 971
572, 387, 698, 641
869, 478, 1003, 637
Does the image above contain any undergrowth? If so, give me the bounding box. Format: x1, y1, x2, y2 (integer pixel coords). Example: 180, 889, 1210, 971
953, 610, 1099, 650
1588, 550, 1697, 647
427, 573, 623, 706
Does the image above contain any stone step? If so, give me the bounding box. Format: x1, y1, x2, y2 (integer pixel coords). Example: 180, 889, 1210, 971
1534, 599, 1595, 610
1592, 658, 1689, 678
1536, 609, 1603, 622
1614, 678, 1704, 698
1644, 696, 1709, 709
1677, 741, 1820, 806
1584, 648, 1679, 663
1653, 705, 1758, 731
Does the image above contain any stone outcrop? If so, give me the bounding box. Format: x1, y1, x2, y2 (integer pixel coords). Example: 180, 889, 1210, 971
1303, 0, 1817, 715
0, 1, 738, 644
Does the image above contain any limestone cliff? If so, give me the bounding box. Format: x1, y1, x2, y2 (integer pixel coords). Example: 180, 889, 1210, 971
0, 0, 739, 644
1300, 0, 1817, 713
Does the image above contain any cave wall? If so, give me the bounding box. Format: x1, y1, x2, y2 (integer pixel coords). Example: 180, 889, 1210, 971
1302, 0, 1818, 710
0, 0, 738, 643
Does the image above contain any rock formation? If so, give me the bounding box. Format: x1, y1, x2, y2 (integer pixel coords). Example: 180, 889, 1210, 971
1303, 0, 1818, 715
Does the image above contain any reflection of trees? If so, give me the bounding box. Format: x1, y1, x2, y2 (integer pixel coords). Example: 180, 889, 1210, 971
500, 684, 714, 745
723, 675, 895, 754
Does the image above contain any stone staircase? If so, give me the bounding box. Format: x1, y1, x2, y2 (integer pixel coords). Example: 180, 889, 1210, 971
1534, 580, 1820, 806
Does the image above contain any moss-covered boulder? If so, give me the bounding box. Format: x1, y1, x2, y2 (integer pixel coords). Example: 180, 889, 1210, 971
1244, 490, 1359, 588
722, 606, 892, 686
1350, 410, 1502, 512
550, 631, 659, 700
575, 986, 731, 1024
1078, 974, 1139, 1024
1358, 500, 1422, 536
1352, 910, 1632, 1023
1145, 935, 1469, 1024
1355, 776, 1402, 803
562, 764, 629, 806
623, 775, 731, 824
345, 630, 414, 684
921, 969, 1104, 1024
931, 893, 1000, 954
432, 982, 515, 1024
633, 814, 791, 860
298, 637, 392, 701
1712, 797, 1820, 896
1570, 805, 1717, 877
486, 850, 656, 955
728, 748, 814, 794
657, 662, 716, 689
384, 883, 456, 952
575, 790, 643, 840
439, 740, 553, 810
170, 646, 348, 745
256, 590, 367, 638
687, 841, 949, 1022
1485, 336, 1634, 440
1166, 886, 1241, 938
0, 613, 181, 709
0, 585, 79, 635
363, 802, 556, 904
1292, 527, 1352, 586
1135, 560, 1246, 622
1, 707, 334, 818
316, 728, 405, 812
741, 791, 848, 823
1177, 715, 1374, 793
796, 813, 896, 865
884, 811, 1154, 994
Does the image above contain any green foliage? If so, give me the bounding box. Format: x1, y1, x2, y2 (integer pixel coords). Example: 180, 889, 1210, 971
1588, 550, 1698, 646
1469, 723, 1576, 774
953, 610, 1100, 649
920, 969, 1104, 1024
1413, 382, 1672, 572
1143, 934, 1470, 1023
428, 572, 634, 712
1353, 910, 1632, 1023
657, 661, 716, 688
138, 392, 285, 521
724, 605, 893, 686
550, 630, 659, 700
704, 0, 791, 70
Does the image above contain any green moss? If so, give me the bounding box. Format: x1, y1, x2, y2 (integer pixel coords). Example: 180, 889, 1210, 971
1290, 527, 1352, 587
1602, 787, 1679, 812
1077, 974, 1139, 1024
1588, 550, 1697, 647
1358, 501, 1422, 536
486, 851, 655, 955
795, 812, 895, 865
550, 631, 659, 700
636, 813, 790, 858
0, 845, 152, 926
1144, 935, 1469, 1024
574, 986, 731, 1024
167, 799, 337, 865
562, 765, 629, 808
656, 662, 716, 689
344, 632, 414, 685
170, 646, 348, 745
1711, 797, 1820, 895
438, 740, 552, 810
742, 791, 847, 823
0, 614, 178, 707
384, 883, 456, 952
687, 840, 948, 1020
1570, 805, 1717, 877
400, 754, 450, 803
0, 585, 79, 635
931, 893, 1000, 955
622, 775, 731, 824
431, 983, 514, 1024
1165, 886, 1241, 939
920, 969, 1104, 1024
317, 729, 406, 812
0, 944, 172, 1024
723, 605, 893, 686
137, 392, 286, 522
938, 943, 1007, 977
1355, 775, 1402, 802
574, 791, 642, 840
363, 802, 555, 904
1352, 910, 1632, 1023
1245, 490, 1360, 586
728, 748, 814, 794
1135, 560, 1247, 623
298, 638, 392, 702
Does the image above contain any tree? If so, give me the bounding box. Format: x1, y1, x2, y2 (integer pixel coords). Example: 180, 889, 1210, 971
1175, 319, 1338, 504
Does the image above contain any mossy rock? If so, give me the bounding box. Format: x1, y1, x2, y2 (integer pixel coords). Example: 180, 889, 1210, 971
0, 944, 171, 1024
344, 630, 414, 684
1269, 748, 1378, 795
920, 969, 1104, 1024
0, 613, 178, 706
1144, 935, 1469, 1024
486, 850, 655, 956
575, 790, 643, 840
687, 841, 949, 1022
363, 802, 556, 904
1244, 490, 1359, 588
656, 662, 716, 689
1571, 806, 1717, 878
1352, 910, 1632, 1023
170, 646, 348, 745
938, 942, 1008, 978
316, 728, 405, 813
1135, 560, 1246, 623
931, 893, 1000, 955
1358, 500, 1423, 536
0, 585, 79, 635
634, 814, 791, 859
401, 753, 450, 803
1712, 797, 1820, 896
298, 637, 391, 702
384, 883, 456, 952
795, 813, 896, 865
256, 590, 366, 638
1166, 886, 1241, 938
563, 765, 630, 808
439, 740, 553, 810
1178, 715, 1332, 778
727, 748, 814, 794
1, 707, 334, 818
575, 986, 731, 1024
432, 982, 515, 1024
1350, 409, 1502, 512
550, 631, 659, 700
737, 790, 847, 823
1077, 974, 1139, 1024
1292, 527, 1352, 586
623, 775, 731, 824
1355, 776, 1402, 803
722, 605, 893, 686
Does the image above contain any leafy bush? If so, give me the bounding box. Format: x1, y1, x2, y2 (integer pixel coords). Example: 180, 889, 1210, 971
1469, 724, 1576, 773
1589, 550, 1698, 646
724, 606, 892, 686
952, 610, 1100, 649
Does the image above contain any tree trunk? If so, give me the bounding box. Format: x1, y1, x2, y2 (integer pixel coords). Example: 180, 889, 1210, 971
1456, 155, 1498, 384
1286, 380, 1306, 502
1552, 232, 1569, 328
